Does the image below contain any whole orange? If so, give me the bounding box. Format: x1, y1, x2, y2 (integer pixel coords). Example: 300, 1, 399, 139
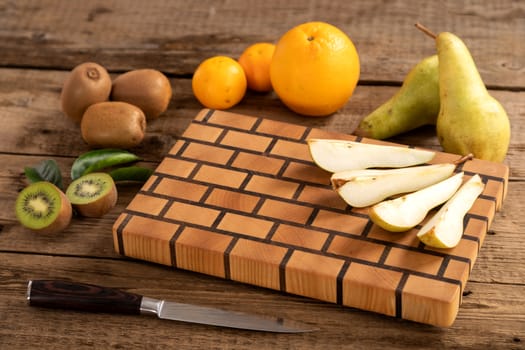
270, 22, 360, 116
238, 42, 276, 92
192, 56, 247, 110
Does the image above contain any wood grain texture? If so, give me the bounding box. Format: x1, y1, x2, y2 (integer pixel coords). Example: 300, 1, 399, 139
1, 253, 523, 350
0, 1, 523, 88
0, 68, 523, 170
0, 0, 524, 348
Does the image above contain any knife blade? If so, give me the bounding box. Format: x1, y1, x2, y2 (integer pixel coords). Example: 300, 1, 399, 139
27, 280, 316, 333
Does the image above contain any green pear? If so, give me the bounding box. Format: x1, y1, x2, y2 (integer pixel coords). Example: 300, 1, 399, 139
433, 31, 511, 162
355, 55, 439, 139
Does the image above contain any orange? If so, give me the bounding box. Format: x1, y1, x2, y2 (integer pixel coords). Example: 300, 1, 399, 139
270, 22, 360, 117
192, 56, 247, 110
238, 42, 275, 92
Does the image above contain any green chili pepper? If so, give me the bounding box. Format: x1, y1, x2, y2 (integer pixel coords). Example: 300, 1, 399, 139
109, 166, 153, 183
71, 149, 140, 180
24, 159, 64, 190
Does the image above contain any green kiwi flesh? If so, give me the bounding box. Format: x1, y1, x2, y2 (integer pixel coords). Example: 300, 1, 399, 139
15, 182, 72, 233
66, 172, 117, 217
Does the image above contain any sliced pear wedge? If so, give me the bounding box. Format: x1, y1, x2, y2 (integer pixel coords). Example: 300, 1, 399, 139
307, 138, 435, 173
417, 174, 485, 249
369, 172, 464, 232
331, 163, 455, 208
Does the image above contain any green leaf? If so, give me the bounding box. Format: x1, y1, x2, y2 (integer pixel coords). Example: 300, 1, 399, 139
71, 149, 141, 180
109, 166, 153, 183
24, 159, 63, 190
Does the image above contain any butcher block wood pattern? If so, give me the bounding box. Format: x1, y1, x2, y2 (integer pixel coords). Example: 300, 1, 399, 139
113, 109, 508, 327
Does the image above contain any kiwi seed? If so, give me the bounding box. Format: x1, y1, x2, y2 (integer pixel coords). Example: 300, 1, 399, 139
66, 172, 118, 217
15, 182, 72, 234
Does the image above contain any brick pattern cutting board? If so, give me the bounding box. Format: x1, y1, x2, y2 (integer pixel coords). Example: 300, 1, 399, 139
113, 109, 509, 327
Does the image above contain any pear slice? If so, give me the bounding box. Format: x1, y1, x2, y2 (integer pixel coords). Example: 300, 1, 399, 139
369, 172, 464, 232
331, 163, 455, 208
417, 174, 485, 248
307, 138, 435, 173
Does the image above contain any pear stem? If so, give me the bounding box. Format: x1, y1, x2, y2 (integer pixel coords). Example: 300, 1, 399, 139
454, 153, 474, 165
415, 23, 437, 39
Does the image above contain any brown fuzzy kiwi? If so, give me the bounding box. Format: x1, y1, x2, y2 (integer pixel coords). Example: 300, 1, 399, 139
80, 101, 146, 149
15, 182, 72, 234
66, 172, 117, 218
60, 62, 112, 123
110, 69, 172, 119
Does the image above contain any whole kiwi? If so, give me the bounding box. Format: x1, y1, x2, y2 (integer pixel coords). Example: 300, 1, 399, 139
66, 172, 118, 218
15, 181, 72, 234
81, 101, 146, 149
111, 69, 172, 119
60, 62, 112, 123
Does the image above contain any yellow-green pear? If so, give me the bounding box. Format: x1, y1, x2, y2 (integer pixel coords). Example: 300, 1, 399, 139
428, 28, 511, 162
355, 55, 439, 139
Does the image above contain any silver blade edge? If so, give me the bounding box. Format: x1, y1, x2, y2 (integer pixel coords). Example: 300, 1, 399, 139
141, 297, 316, 333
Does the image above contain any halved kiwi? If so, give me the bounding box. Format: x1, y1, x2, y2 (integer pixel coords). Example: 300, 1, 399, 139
15, 182, 72, 234
66, 172, 118, 217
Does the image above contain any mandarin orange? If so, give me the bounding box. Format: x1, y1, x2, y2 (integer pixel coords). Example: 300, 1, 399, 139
238, 42, 276, 92
192, 56, 247, 110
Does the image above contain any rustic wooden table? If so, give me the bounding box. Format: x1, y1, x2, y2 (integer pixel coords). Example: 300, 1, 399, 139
1, 1, 523, 349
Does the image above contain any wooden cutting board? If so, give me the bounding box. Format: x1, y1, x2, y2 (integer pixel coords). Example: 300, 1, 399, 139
112, 109, 509, 327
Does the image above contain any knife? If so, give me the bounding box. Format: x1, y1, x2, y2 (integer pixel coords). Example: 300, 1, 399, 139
27, 280, 316, 333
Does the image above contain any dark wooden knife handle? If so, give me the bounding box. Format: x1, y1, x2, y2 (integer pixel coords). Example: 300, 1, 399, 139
27, 280, 142, 315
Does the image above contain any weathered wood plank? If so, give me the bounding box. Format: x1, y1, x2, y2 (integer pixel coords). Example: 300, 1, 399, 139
0, 253, 523, 350
0, 68, 523, 175
1, 152, 523, 286
0, 0, 523, 88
